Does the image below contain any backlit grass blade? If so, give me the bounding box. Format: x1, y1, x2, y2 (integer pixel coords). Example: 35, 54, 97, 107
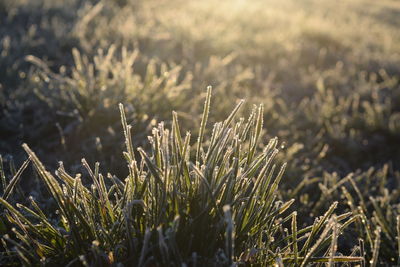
2, 157, 31, 200
196, 86, 212, 164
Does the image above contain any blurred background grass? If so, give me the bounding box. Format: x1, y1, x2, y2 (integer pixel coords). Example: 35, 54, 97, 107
0, 0, 399, 264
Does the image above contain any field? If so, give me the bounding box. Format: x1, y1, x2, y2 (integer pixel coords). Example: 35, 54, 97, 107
0, 0, 400, 265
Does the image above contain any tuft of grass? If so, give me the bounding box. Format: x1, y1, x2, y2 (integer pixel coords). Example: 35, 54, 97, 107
0, 91, 362, 266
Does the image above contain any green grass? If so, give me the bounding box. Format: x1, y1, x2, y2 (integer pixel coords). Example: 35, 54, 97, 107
0, 0, 400, 265
0, 90, 364, 265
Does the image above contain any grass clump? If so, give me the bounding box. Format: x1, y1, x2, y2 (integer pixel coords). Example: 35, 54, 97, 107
0, 90, 362, 266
